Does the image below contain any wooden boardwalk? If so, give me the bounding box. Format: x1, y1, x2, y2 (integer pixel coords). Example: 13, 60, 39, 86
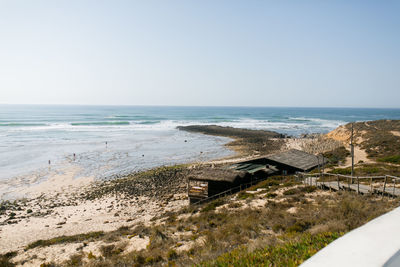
301, 173, 400, 197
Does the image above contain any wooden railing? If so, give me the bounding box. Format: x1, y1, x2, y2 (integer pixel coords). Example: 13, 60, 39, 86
296, 172, 400, 196
191, 172, 400, 206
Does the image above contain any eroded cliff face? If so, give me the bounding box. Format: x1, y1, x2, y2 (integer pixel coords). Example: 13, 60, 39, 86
325, 124, 351, 143
325, 121, 371, 144
326, 120, 400, 160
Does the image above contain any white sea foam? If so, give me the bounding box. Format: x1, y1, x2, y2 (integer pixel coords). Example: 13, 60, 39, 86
1, 105, 398, 199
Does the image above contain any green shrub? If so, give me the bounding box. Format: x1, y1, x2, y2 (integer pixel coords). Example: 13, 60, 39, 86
356, 166, 381, 174
199, 232, 342, 267
202, 199, 225, 212
283, 188, 300, 195
300, 186, 317, 193
26, 231, 105, 250
265, 193, 277, 198
100, 245, 117, 258
286, 221, 311, 233
167, 249, 178, 260
378, 155, 400, 164
264, 180, 280, 187
64, 253, 83, 266
323, 146, 350, 165
329, 168, 352, 175
237, 192, 254, 200
0, 251, 17, 267
272, 224, 285, 233
145, 255, 163, 264
87, 251, 96, 260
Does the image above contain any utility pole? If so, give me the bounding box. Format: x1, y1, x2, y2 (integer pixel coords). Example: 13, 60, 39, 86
350, 123, 354, 182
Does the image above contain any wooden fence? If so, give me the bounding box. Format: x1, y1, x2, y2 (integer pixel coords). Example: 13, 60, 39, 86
297, 172, 400, 197
191, 172, 400, 206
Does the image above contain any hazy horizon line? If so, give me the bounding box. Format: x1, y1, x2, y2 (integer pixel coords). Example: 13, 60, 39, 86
1, 103, 400, 110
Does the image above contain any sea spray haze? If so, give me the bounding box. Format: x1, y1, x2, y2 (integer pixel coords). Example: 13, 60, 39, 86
1, 105, 400, 198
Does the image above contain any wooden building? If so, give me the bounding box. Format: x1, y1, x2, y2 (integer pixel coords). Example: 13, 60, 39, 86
242, 149, 327, 174
188, 149, 326, 203
188, 164, 277, 203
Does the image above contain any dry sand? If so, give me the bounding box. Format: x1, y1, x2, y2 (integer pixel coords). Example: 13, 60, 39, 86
0, 131, 346, 265
325, 126, 374, 167
391, 131, 400, 137
0, 166, 188, 258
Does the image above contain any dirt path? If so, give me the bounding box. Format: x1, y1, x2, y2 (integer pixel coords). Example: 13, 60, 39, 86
343, 145, 374, 167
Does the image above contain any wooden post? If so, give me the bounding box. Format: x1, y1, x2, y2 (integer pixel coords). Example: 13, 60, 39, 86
348, 177, 350, 190
383, 176, 387, 197
350, 123, 354, 182
393, 179, 396, 197
357, 176, 360, 194
370, 177, 373, 194
337, 175, 340, 190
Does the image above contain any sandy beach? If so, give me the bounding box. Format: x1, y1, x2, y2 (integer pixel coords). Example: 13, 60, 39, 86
0, 125, 282, 260
0, 123, 387, 266
0, 163, 189, 266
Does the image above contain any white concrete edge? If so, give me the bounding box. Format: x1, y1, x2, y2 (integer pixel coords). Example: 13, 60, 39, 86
301, 206, 400, 267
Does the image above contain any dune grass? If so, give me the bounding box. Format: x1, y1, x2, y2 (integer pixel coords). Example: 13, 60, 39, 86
200, 232, 342, 267
378, 155, 400, 164
26, 232, 106, 250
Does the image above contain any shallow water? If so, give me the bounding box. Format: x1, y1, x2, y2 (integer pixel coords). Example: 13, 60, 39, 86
1, 105, 400, 199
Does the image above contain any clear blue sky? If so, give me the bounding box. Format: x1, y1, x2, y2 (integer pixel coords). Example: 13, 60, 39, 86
0, 1, 399, 107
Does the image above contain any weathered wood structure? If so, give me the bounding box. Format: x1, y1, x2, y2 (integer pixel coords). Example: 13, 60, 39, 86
241, 149, 327, 174
188, 165, 276, 203
188, 168, 249, 203
188, 149, 326, 203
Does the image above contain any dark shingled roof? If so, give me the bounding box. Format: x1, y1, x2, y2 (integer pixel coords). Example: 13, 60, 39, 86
264, 149, 326, 171
188, 168, 248, 183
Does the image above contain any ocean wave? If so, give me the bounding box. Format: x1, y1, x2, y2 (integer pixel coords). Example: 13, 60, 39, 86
0, 117, 345, 135
135, 120, 161, 125
71, 121, 130, 126
0, 123, 48, 127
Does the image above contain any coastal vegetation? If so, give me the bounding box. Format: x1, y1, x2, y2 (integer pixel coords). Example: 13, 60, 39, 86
322, 146, 350, 167
200, 232, 342, 267
6, 175, 397, 266
334, 120, 400, 160
329, 163, 400, 177
2, 120, 400, 266
83, 165, 189, 201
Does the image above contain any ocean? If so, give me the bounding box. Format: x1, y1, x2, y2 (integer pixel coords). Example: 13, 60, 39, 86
1, 105, 400, 199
